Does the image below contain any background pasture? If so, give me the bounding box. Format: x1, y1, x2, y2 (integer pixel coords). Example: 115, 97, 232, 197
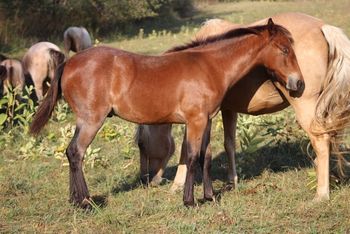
1, 0, 350, 232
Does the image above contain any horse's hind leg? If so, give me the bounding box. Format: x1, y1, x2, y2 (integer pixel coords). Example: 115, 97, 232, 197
222, 110, 238, 189
294, 100, 330, 201
31, 73, 44, 101
309, 133, 330, 201
66, 120, 104, 207
171, 128, 188, 192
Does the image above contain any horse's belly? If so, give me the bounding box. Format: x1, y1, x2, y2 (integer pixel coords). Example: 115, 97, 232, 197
222, 70, 288, 115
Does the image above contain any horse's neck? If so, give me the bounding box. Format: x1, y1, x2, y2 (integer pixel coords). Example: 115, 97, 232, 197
204, 35, 267, 89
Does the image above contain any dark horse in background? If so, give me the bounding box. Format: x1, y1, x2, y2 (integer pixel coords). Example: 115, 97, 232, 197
137, 12, 350, 203
30, 19, 304, 207
63, 26, 92, 57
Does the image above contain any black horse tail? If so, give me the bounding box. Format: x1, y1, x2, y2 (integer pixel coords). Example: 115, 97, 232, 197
30, 61, 66, 135
49, 48, 66, 73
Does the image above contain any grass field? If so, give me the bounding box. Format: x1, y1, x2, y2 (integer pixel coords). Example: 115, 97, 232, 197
2, 0, 350, 233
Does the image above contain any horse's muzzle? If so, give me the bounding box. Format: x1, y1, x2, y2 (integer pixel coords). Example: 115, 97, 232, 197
286, 75, 304, 92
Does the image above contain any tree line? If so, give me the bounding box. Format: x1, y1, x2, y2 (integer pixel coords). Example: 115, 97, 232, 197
0, 0, 200, 52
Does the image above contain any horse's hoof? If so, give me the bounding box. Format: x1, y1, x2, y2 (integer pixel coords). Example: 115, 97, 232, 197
150, 176, 163, 187
184, 199, 195, 207
204, 195, 215, 202
170, 183, 183, 193
81, 198, 93, 210
70, 196, 92, 209
227, 177, 238, 190
312, 194, 330, 203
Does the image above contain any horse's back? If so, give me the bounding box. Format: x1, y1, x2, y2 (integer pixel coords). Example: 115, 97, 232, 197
26, 41, 60, 54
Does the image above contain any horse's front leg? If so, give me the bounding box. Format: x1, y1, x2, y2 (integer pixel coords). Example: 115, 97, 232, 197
222, 109, 238, 188
200, 120, 214, 201
183, 116, 208, 206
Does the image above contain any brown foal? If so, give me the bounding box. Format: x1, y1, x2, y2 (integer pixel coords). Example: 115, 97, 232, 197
30, 19, 303, 207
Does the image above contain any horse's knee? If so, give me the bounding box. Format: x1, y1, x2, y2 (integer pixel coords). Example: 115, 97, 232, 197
187, 155, 199, 174
224, 136, 234, 152
66, 141, 81, 172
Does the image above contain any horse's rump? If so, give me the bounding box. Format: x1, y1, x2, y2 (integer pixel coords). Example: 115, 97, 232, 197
22, 42, 64, 100
0, 59, 25, 94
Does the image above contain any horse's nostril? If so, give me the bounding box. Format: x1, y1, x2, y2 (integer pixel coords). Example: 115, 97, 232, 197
297, 80, 304, 89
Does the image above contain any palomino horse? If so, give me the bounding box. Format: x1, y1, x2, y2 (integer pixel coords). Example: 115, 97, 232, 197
30, 19, 304, 207
22, 42, 65, 101
138, 12, 350, 202
0, 59, 25, 97
63, 26, 92, 57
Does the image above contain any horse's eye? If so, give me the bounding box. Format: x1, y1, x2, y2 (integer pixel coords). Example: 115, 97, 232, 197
282, 47, 289, 55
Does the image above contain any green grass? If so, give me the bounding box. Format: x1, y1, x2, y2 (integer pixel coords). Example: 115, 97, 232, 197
2, 0, 350, 233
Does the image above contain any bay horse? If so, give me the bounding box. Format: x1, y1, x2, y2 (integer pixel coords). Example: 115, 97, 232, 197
22, 42, 65, 101
30, 19, 304, 207
0, 59, 25, 97
63, 26, 92, 57
138, 12, 350, 202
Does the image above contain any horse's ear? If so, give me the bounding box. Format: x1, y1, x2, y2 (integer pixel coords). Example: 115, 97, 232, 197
267, 18, 276, 36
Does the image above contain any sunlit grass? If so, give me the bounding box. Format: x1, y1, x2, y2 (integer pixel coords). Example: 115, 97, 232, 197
2, 0, 350, 232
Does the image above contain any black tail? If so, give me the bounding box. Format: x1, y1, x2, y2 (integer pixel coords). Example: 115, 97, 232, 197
49, 49, 66, 72
8, 66, 14, 85
0, 65, 6, 79
0, 65, 6, 95
29, 62, 66, 135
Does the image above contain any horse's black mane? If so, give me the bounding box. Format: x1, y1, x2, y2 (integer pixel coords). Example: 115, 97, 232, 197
167, 23, 293, 53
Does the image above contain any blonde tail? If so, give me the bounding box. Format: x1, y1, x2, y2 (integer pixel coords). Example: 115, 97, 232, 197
313, 25, 350, 173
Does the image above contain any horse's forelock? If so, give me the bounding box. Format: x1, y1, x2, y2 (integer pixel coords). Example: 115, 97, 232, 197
272, 24, 294, 44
